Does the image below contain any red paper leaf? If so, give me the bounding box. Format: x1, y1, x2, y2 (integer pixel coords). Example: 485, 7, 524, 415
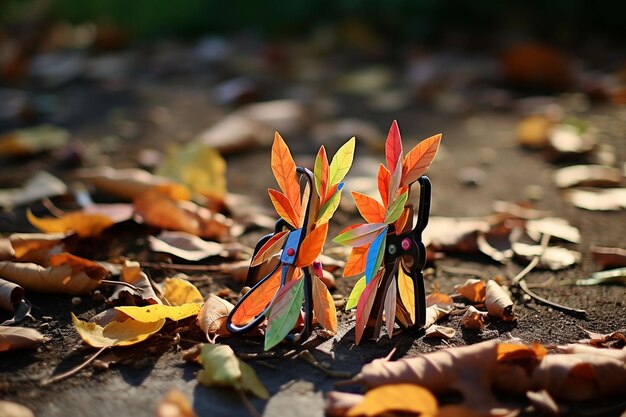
251, 230, 289, 267
355, 271, 382, 345
385, 120, 403, 173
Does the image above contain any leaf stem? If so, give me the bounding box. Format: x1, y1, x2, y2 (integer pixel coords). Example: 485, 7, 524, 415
42, 346, 108, 385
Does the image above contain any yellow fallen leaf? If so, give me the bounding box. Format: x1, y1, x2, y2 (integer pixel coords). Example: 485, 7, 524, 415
347, 384, 438, 417
162, 276, 203, 306
72, 311, 164, 348
115, 303, 200, 323
27, 210, 114, 238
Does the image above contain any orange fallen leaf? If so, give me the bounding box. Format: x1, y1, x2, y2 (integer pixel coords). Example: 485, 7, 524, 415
460, 306, 488, 330
1, 233, 66, 264
27, 210, 114, 238
454, 279, 486, 303
346, 384, 438, 417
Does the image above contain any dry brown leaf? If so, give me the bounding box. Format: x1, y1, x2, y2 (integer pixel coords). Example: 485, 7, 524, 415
492, 200, 551, 220
426, 287, 453, 308
424, 305, 453, 329
196, 294, 234, 343
0, 278, 24, 312
563, 188, 626, 211
424, 325, 456, 340
3, 232, 66, 264
0, 171, 67, 208
577, 328, 625, 349
156, 389, 198, 417
109, 260, 160, 306
591, 245, 626, 269
460, 306, 488, 330
27, 210, 114, 238
75, 167, 190, 201
485, 280, 515, 322
0, 253, 108, 294
454, 279, 486, 303
0, 325, 48, 352
134, 190, 232, 241
525, 217, 580, 244
149, 231, 225, 261
423, 217, 490, 253
512, 241, 580, 270
0, 400, 35, 417
554, 165, 623, 188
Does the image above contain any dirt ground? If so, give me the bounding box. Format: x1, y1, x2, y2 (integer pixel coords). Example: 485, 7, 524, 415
0, 43, 625, 417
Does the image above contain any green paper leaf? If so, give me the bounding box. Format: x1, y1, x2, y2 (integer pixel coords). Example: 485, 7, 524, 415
346, 276, 366, 311
264, 278, 304, 350
197, 344, 269, 399
384, 191, 408, 224
329, 137, 355, 186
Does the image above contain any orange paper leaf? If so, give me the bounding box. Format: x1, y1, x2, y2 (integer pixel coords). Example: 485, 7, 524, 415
385, 120, 403, 173
296, 223, 329, 267
377, 165, 391, 208
271, 132, 301, 213
312, 274, 337, 334
402, 133, 442, 186
344, 246, 369, 277
251, 230, 289, 267
230, 268, 281, 327
352, 192, 386, 224
268, 188, 301, 228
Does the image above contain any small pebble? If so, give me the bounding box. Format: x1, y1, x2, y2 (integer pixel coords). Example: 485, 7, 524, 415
39, 323, 50, 330
523, 294, 532, 302
479, 147, 498, 166
240, 286, 252, 296
92, 290, 105, 302
71, 296, 82, 305
524, 184, 544, 201
457, 167, 486, 186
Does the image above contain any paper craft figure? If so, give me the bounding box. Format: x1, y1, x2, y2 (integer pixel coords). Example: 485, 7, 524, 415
227, 133, 354, 350
334, 121, 441, 344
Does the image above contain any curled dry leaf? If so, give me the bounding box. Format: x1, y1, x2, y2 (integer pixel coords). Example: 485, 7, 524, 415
563, 188, 626, 211
0, 253, 108, 294
72, 310, 164, 348
512, 241, 580, 270
591, 245, 626, 269
424, 305, 453, 329
149, 231, 225, 261
345, 384, 438, 417
424, 325, 456, 340
0, 325, 48, 352
492, 200, 551, 220
425, 287, 453, 308
0, 232, 66, 264
162, 275, 203, 306
0, 171, 67, 208
0, 278, 24, 312
110, 260, 160, 306
75, 167, 190, 201
553, 165, 623, 189
197, 294, 234, 343
485, 280, 515, 322
577, 328, 625, 349
454, 279, 486, 303
460, 306, 488, 330
156, 389, 198, 417
525, 217, 580, 244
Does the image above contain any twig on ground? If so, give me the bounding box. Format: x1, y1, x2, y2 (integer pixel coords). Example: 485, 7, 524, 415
140, 261, 221, 272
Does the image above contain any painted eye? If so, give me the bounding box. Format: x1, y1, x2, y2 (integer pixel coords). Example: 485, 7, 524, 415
388, 244, 398, 255
286, 247, 295, 256
401, 238, 411, 251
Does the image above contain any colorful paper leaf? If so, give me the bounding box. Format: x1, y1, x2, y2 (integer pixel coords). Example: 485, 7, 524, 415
115, 303, 200, 323
384, 191, 408, 224
311, 274, 337, 334
271, 132, 301, 212
383, 277, 397, 338
352, 192, 386, 224
316, 183, 344, 225
364, 229, 387, 283
355, 272, 382, 345
296, 223, 329, 267
344, 246, 369, 277
393, 207, 411, 234
268, 188, 300, 228
328, 137, 355, 187
401, 133, 442, 186
334, 223, 387, 247
230, 268, 281, 326
251, 230, 289, 267
387, 156, 403, 206
385, 120, 403, 173
264, 278, 304, 350
397, 267, 415, 324
314, 146, 329, 201
345, 276, 366, 310
377, 165, 391, 208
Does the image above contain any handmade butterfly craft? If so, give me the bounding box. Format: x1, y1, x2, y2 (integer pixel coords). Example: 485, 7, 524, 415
334, 121, 441, 344
226, 133, 355, 350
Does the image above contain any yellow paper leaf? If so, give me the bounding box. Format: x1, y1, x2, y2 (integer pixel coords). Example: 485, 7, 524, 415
27, 210, 114, 238
329, 137, 356, 186
347, 383, 438, 417
162, 276, 204, 306
71, 312, 164, 348
115, 303, 200, 323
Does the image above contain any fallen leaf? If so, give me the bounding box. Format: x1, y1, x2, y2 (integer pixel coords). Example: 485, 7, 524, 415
485, 280, 515, 322
424, 305, 453, 329
27, 210, 115, 238
1, 233, 66, 264
0, 278, 24, 312
590, 245, 626, 269
0, 325, 48, 352
0, 124, 69, 156
156, 389, 198, 417
325, 392, 364, 417
423, 217, 490, 253
0, 171, 67, 208
492, 200, 551, 220
554, 165, 623, 188
346, 384, 438, 417
149, 231, 225, 261
516, 114, 554, 149
162, 275, 203, 306
72, 310, 164, 348
526, 217, 580, 244
0, 253, 108, 294
563, 188, 626, 211
454, 279, 486, 303
426, 287, 453, 308
0, 400, 35, 417
197, 344, 269, 399
547, 124, 597, 160
109, 260, 160, 306
512, 241, 580, 270
424, 325, 456, 340
575, 268, 626, 286
75, 167, 190, 201
578, 328, 625, 349
196, 294, 234, 343
115, 303, 200, 323
460, 306, 488, 330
